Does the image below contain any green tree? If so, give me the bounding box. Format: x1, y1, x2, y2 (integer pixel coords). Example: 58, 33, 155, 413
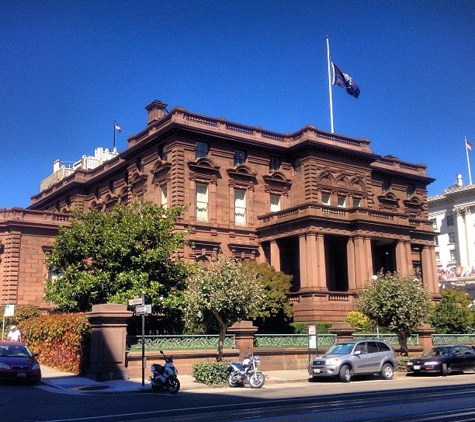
430, 289, 475, 334
357, 272, 432, 355
44, 201, 190, 317
183, 254, 266, 361
242, 261, 293, 332
345, 311, 374, 333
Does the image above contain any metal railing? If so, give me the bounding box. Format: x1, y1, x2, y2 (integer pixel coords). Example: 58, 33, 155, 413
254, 334, 337, 348
126, 335, 236, 352
352, 333, 419, 346
432, 334, 475, 345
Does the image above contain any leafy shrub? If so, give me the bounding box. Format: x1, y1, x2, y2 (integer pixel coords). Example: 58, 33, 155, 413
345, 311, 374, 332
290, 322, 332, 334
20, 313, 91, 374
192, 361, 229, 386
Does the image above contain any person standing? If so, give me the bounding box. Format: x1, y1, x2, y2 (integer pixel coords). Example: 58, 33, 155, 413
7, 325, 22, 342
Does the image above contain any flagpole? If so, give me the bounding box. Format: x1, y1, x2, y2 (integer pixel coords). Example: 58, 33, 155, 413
465, 136, 472, 185
326, 35, 334, 134
113, 120, 117, 151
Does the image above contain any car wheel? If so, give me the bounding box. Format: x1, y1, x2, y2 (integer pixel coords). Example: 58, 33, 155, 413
380, 363, 394, 380
441, 363, 448, 377
339, 365, 352, 382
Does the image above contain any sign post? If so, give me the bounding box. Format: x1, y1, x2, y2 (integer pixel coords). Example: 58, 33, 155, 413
141, 292, 146, 387
308, 324, 318, 363
2, 304, 15, 340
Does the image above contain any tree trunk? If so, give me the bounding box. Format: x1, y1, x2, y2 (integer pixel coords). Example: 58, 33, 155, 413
214, 312, 227, 362
397, 330, 409, 356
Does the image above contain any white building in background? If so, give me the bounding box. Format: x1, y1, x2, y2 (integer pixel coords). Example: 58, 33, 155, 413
40, 147, 118, 191
428, 174, 475, 297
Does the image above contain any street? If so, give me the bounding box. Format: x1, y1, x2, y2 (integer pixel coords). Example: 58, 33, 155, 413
2, 374, 475, 422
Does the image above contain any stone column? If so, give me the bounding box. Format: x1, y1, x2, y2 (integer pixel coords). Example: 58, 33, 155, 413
85, 303, 133, 381
299, 234, 308, 289
228, 320, 258, 360
316, 234, 326, 289
416, 323, 435, 353
270, 240, 281, 272
347, 237, 357, 291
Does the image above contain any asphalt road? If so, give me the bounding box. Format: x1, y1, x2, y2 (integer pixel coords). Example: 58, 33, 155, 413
2, 373, 475, 422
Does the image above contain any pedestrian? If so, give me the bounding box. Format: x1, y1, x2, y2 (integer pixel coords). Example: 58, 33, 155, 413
7, 325, 22, 342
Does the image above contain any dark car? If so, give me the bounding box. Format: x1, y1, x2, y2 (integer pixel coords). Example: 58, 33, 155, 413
308, 339, 399, 382
0, 341, 41, 383
406, 345, 475, 376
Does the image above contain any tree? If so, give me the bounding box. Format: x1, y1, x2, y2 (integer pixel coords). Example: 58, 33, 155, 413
183, 254, 266, 361
44, 201, 190, 317
242, 261, 293, 332
357, 272, 432, 355
430, 289, 475, 334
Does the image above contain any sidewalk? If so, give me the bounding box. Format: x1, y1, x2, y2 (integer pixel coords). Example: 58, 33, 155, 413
39, 365, 311, 395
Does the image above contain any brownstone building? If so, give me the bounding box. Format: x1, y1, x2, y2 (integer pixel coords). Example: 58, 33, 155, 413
1, 100, 439, 320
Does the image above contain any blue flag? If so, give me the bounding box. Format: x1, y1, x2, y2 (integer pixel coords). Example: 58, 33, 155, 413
332, 63, 360, 98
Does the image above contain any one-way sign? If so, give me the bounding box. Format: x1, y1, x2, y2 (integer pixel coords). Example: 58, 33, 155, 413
135, 304, 151, 315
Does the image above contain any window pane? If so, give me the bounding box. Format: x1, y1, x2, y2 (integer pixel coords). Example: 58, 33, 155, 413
161, 185, 167, 208
196, 183, 208, 221
234, 189, 246, 225
269, 157, 281, 172
270, 194, 281, 212
337, 195, 347, 207
234, 149, 246, 166
322, 193, 331, 205
353, 197, 361, 208
195, 142, 208, 159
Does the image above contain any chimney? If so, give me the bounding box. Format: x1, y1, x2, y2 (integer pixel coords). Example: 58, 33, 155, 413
53, 158, 60, 173
145, 100, 168, 125
456, 173, 463, 187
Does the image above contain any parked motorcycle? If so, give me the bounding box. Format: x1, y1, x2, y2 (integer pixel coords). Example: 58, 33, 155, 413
228, 352, 265, 388
149, 350, 180, 394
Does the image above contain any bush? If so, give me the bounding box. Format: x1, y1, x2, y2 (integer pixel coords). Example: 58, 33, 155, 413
192, 361, 229, 386
290, 322, 332, 334
20, 313, 91, 374
345, 311, 374, 332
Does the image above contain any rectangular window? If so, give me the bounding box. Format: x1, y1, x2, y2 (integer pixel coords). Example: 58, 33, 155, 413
234, 149, 246, 166
406, 184, 415, 198
270, 194, 281, 212
234, 188, 246, 226
161, 184, 168, 208
337, 195, 347, 208
195, 142, 208, 159
196, 183, 208, 221
382, 178, 391, 192
431, 219, 437, 230
450, 249, 457, 261
293, 158, 301, 174
269, 156, 281, 172
448, 232, 456, 243
322, 192, 331, 206
136, 157, 144, 172
446, 215, 454, 226
353, 197, 361, 208
435, 252, 440, 262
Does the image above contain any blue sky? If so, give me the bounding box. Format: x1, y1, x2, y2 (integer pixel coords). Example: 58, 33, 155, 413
1, 0, 473, 208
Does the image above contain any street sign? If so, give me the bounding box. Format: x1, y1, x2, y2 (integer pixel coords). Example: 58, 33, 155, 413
135, 304, 151, 315
129, 297, 143, 306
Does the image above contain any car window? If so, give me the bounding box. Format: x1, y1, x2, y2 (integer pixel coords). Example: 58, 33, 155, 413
327, 343, 355, 355
377, 342, 390, 352
461, 346, 474, 355
354, 343, 367, 354
367, 342, 379, 353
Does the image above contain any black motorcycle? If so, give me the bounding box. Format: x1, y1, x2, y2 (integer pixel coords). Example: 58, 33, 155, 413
227, 352, 265, 388
149, 350, 180, 394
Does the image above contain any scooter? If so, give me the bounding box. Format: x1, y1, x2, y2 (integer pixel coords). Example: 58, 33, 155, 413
227, 351, 265, 388
149, 350, 180, 394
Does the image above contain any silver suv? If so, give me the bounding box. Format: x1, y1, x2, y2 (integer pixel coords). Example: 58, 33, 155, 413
308, 339, 399, 382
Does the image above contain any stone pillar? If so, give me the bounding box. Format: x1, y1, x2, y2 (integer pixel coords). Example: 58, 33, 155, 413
330, 322, 356, 343
299, 234, 308, 289
228, 320, 258, 360
85, 303, 133, 381
347, 237, 356, 291
416, 323, 435, 353
270, 240, 281, 271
